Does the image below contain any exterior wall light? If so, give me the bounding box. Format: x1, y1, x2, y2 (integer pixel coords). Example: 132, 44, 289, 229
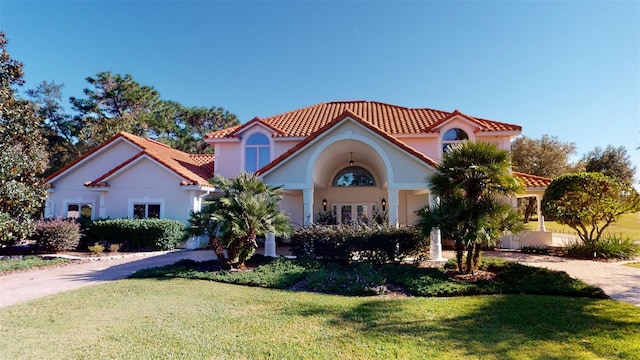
381, 198, 386, 211
322, 198, 327, 211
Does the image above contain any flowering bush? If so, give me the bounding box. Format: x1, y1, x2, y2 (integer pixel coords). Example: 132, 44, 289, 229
33, 218, 82, 252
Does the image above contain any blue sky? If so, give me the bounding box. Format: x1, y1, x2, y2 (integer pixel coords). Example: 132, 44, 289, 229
2, 0, 639, 179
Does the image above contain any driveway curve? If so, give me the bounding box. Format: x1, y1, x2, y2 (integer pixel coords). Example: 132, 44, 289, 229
1, 249, 639, 308
0, 250, 216, 308
484, 251, 640, 306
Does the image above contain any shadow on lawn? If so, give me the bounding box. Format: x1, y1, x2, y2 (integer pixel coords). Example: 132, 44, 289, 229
285, 295, 640, 359
57, 250, 216, 283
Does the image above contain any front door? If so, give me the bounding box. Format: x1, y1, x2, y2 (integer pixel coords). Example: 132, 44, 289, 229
333, 203, 376, 225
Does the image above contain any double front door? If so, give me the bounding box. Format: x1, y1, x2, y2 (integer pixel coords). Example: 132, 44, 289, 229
332, 203, 377, 225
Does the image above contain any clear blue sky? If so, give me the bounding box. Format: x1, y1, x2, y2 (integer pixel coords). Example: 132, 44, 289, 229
2, 0, 639, 180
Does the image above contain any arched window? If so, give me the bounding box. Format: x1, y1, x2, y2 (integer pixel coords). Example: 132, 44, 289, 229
332, 166, 376, 187
442, 128, 469, 153
245, 133, 270, 172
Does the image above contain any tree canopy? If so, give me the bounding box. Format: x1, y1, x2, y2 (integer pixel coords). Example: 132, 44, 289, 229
0, 32, 49, 246
511, 134, 580, 221
511, 134, 578, 178
580, 145, 636, 184
542, 172, 640, 244
418, 142, 524, 273
27, 71, 240, 175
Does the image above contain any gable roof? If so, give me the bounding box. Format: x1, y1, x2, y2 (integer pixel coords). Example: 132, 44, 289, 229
205, 100, 521, 139
46, 132, 214, 187
257, 109, 439, 176
513, 171, 552, 188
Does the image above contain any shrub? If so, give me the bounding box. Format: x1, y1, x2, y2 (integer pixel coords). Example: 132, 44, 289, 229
521, 246, 551, 255
565, 234, 640, 260
33, 218, 82, 252
306, 262, 387, 295
88, 242, 105, 254
290, 224, 426, 264
88, 219, 188, 251
108, 243, 121, 253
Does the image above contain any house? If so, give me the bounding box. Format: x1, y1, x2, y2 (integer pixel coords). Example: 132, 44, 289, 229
45, 100, 552, 255
44, 132, 215, 223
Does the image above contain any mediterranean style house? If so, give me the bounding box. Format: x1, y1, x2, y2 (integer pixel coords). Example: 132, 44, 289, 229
44, 100, 551, 255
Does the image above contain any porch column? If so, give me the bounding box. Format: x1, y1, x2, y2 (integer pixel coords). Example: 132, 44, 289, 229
387, 188, 399, 228
44, 199, 54, 218
303, 189, 314, 226
98, 191, 107, 218
429, 193, 445, 261
536, 195, 545, 231
264, 232, 277, 257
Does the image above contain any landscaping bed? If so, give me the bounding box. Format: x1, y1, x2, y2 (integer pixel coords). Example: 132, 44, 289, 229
130, 255, 607, 299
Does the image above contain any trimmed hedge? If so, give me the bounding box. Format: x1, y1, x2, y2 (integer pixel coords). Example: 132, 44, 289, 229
88, 219, 188, 251
290, 224, 427, 264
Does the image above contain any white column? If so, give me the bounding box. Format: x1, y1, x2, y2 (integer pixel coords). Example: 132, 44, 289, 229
387, 188, 399, 228
98, 191, 107, 218
536, 195, 545, 231
264, 232, 277, 257
303, 189, 314, 226
429, 193, 445, 261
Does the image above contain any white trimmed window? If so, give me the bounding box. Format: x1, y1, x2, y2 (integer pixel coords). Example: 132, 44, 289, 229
128, 197, 165, 219
66, 203, 92, 220
245, 133, 270, 173
442, 128, 469, 153
133, 204, 161, 219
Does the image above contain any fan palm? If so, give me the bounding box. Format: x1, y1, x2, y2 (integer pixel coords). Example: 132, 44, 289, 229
418, 142, 524, 273
188, 172, 292, 269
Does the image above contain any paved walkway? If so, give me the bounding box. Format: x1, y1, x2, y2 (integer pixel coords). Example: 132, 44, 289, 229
483, 251, 640, 306
1, 249, 639, 308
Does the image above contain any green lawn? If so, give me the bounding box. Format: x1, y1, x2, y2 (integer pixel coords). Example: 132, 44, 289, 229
527, 212, 640, 240
1, 279, 638, 359
625, 262, 640, 269
0, 255, 72, 273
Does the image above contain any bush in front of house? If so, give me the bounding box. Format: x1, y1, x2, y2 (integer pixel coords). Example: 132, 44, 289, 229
88, 218, 188, 251
33, 218, 82, 252
290, 224, 426, 264
565, 234, 640, 260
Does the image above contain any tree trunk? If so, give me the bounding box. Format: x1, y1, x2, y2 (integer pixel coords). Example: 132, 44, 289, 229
455, 239, 464, 272
210, 236, 231, 270
465, 245, 474, 274
472, 243, 482, 271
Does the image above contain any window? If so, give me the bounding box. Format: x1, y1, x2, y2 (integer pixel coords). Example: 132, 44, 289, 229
332, 166, 376, 187
66, 204, 92, 219
442, 128, 469, 153
133, 204, 161, 219
245, 133, 270, 172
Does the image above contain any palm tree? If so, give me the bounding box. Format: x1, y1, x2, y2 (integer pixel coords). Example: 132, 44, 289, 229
189, 172, 292, 269
418, 142, 524, 273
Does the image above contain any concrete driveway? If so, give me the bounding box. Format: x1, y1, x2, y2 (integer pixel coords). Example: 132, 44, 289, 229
1, 249, 639, 308
0, 250, 217, 308
484, 251, 640, 307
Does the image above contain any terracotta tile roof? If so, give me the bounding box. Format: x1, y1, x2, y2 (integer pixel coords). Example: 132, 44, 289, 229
257, 109, 439, 176
205, 101, 521, 139
513, 171, 552, 188
47, 132, 215, 187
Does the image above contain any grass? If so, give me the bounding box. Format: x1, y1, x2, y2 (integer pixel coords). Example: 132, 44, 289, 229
625, 262, 640, 269
1, 279, 638, 359
526, 212, 640, 240
0, 255, 71, 273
